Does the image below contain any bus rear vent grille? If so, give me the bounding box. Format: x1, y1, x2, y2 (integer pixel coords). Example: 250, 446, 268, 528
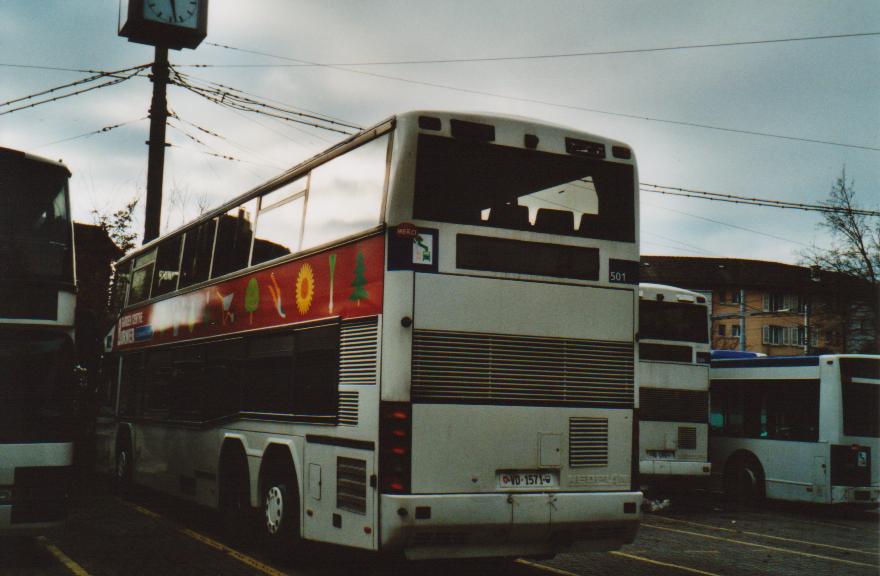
412, 329, 633, 408
338, 391, 359, 426
569, 417, 609, 468
639, 388, 708, 424
340, 317, 379, 386
677, 427, 697, 450
336, 457, 367, 515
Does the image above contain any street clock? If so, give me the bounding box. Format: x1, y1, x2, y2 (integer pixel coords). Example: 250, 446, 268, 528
119, 0, 208, 50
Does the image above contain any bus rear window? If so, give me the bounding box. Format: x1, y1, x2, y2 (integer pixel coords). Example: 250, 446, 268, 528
842, 383, 880, 437
414, 134, 634, 241
640, 300, 709, 343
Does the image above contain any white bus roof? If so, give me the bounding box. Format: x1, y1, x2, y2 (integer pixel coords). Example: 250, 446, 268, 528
639, 282, 706, 304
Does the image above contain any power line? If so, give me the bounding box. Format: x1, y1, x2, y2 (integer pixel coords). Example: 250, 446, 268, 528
35, 117, 148, 148
188, 45, 878, 152
643, 201, 813, 248
0, 63, 111, 73
202, 32, 880, 67
641, 183, 880, 216
0, 65, 150, 117
168, 68, 357, 135
174, 70, 362, 130
170, 112, 285, 170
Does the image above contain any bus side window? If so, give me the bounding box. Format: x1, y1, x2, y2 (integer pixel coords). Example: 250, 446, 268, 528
151, 235, 183, 298
143, 350, 173, 418
101, 356, 119, 416
293, 323, 339, 416
119, 353, 143, 417
709, 386, 725, 434
170, 345, 204, 421
203, 338, 243, 420
128, 249, 156, 306
243, 333, 295, 414
110, 261, 132, 318
301, 134, 388, 250
212, 200, 256, 279
178, 219, 217, 289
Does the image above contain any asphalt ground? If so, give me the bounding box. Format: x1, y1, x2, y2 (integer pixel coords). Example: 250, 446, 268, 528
2, 478, 877, 576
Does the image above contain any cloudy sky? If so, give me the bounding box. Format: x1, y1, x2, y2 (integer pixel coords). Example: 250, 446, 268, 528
2, 0, 878, 264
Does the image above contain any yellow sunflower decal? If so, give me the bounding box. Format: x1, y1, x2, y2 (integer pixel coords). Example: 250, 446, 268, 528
295, 263, 315, 314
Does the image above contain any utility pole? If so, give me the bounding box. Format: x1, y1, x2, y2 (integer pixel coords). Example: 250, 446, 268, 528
804, 302, 811, 355
143, 46, 170, 244
118, 0, 208, 244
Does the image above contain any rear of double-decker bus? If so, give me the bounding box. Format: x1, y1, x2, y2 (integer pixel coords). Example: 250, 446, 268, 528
0, 148, 77, 532
378, 112, 641, 559
637, 284, 711, 485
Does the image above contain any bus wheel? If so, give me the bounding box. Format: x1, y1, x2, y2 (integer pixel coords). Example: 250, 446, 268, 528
727, 457, 765, 504
114, 442, 133, 494
262, 473, 300, 557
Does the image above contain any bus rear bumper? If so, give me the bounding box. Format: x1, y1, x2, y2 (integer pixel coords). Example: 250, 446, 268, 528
379, 491, 642, 560
831, 485, 880, 505
640, 459, 711, 477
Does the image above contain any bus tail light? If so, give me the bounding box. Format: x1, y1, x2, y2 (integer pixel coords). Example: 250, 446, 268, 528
379, 402, 412, 494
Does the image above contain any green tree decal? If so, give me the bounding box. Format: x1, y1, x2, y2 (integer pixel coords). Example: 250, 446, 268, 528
245, 277, 260, 324
349, 251, 368, 307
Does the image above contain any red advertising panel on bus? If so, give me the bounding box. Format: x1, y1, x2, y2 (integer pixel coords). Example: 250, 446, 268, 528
115, 236, 384, 350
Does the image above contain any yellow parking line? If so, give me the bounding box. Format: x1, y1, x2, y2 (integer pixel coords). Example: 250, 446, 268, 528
37, 537, 91, 576
610, 551, 722, 576
515, 558, 580, 576
180, 528, 289, 576
517, 552, 722, 576
643, 522, 877, 568
121, 500, 288, 576
655, 515, 880, 556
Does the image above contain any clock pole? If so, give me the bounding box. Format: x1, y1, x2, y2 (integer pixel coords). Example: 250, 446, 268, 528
144, 46, 170, 244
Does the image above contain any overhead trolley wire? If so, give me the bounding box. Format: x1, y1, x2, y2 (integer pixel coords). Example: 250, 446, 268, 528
189, 43, 879, 152
202, 32, 880, 67
35, 117, 148, 149
174, 70, 362, 130
641, 183, 880, 216
168, 67, 357, 136
0, 64, 151, 117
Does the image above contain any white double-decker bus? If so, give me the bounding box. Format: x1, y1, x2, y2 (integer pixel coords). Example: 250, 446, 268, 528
98, 111, 642, 560
0, 147, 77, 532
637, 284, 711, 485
710, 354, 879, 504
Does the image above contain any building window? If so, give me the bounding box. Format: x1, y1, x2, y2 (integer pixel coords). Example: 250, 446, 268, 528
731, 290, 742, 304
731, 325, 741, 338
763, 293, 804, 313
763, 325, 787, 345
718, 324, 726, 336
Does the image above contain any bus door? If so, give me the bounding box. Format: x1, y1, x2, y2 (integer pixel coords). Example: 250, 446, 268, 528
302, 441, 376, 550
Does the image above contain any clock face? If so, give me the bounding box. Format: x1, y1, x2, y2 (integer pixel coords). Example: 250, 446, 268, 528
144, 0, 200, 29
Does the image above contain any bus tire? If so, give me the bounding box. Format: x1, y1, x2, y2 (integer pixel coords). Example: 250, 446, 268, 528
725, 454, 765, 504
114, 438, 133, 495
260, 454, 301, 558
219, 445, 252, 543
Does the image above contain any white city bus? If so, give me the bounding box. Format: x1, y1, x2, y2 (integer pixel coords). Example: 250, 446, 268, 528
637, 283, 711, 485
0, 147, 77, 532
710, 354, 880, 504
98, 111, 642, 560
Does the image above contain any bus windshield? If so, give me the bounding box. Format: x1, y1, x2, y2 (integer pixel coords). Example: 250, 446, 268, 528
413, 134, 635, 241
640, 300, 709, 343
0, 159, 72, 282
0, 331, 76, 443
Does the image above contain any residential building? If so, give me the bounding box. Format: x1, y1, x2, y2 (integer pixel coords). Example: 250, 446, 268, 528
640, 256, 878, 355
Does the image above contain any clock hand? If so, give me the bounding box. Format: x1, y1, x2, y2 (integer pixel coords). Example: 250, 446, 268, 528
170, 0, 178, 21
